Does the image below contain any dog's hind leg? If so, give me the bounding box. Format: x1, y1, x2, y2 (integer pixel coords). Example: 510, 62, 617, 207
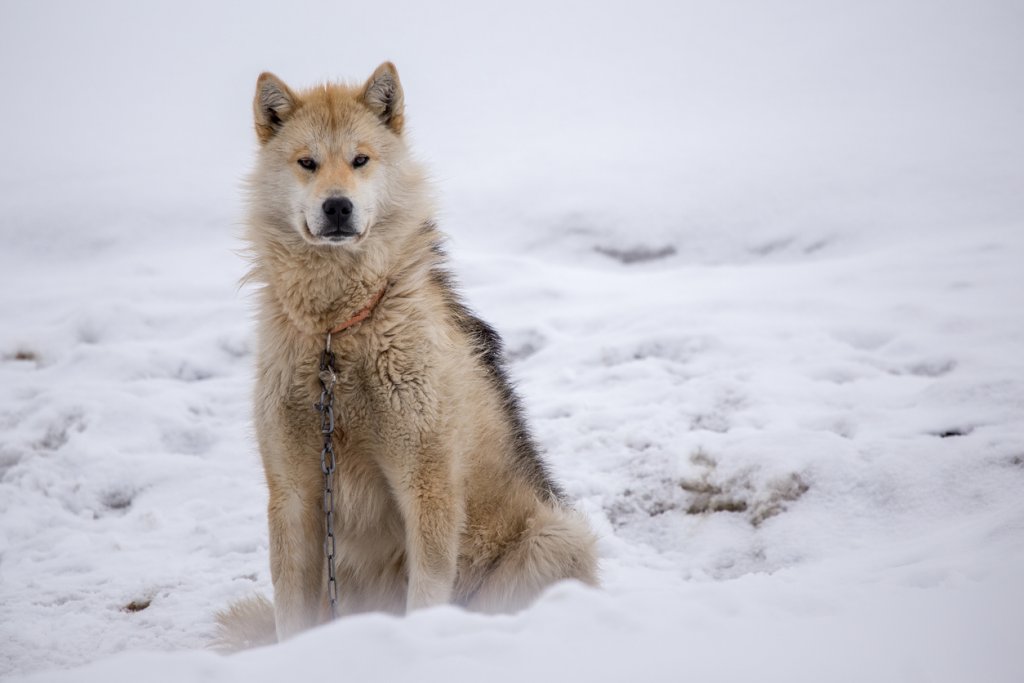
466, 506, 598, 614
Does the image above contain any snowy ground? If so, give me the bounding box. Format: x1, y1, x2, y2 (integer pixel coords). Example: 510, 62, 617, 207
2, 1, 1024, 681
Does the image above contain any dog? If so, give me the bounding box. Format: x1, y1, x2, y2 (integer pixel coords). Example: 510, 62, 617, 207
216, 63, 598, 648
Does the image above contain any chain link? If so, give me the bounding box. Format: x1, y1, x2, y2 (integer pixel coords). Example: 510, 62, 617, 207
311, 285, 387, 621
314, 330, 340, 619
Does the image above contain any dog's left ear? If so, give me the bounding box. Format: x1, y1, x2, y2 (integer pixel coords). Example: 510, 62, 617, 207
362, 62, 405, 134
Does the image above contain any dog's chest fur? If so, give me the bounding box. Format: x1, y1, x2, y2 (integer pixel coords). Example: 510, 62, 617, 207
271, 304, 443, 493
261, 289, 461, 549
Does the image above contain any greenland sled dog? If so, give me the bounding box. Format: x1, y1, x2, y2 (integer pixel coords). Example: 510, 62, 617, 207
217, 63, 597, 648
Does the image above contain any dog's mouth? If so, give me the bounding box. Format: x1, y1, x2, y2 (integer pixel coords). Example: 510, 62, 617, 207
302, 220, 363, 245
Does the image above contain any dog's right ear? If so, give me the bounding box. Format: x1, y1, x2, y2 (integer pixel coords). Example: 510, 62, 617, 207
362, 62, 405, 134
254, 72, 298, 144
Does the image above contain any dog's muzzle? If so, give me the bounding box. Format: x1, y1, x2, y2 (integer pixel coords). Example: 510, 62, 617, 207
320, 196, 358, 239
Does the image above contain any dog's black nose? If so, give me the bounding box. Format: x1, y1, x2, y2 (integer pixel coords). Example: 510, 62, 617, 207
322, 197, 354, 231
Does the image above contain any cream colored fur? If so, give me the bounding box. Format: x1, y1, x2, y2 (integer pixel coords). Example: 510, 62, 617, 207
215, 63, 597, 650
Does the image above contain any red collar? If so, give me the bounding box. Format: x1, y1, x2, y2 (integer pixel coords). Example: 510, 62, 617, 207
328, 284, 388, 335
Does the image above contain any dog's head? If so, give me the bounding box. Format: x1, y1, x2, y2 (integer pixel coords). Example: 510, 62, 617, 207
250, 63, 409, 247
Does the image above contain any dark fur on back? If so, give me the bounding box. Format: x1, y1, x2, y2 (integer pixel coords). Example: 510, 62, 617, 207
455, 310, 566, 502
423, 227, 565, 503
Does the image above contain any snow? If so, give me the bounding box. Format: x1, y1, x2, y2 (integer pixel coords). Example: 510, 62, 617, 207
2, 0, 1024, 681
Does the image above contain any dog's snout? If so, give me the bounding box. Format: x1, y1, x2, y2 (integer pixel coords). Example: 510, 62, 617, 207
322, 197, 354, 231
318, 197, 357, 239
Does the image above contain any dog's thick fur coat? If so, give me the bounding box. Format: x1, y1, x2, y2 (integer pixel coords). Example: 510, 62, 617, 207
216, 64, 597, 648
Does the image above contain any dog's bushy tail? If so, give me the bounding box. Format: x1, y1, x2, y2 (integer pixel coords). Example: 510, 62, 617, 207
211, 594, 278, 653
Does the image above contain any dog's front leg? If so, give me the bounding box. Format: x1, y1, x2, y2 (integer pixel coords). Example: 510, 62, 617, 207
389, 439, 463, 612
267, 482, 326, 640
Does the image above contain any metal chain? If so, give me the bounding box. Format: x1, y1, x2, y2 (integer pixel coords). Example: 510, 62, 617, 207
314, 330, 339, 619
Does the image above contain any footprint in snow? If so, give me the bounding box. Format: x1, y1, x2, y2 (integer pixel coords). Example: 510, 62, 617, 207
594, 244, 677, 265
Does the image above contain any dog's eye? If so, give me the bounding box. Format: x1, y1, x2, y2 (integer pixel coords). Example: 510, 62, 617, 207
297, 157, 318, 171
352, 154, 369, 169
